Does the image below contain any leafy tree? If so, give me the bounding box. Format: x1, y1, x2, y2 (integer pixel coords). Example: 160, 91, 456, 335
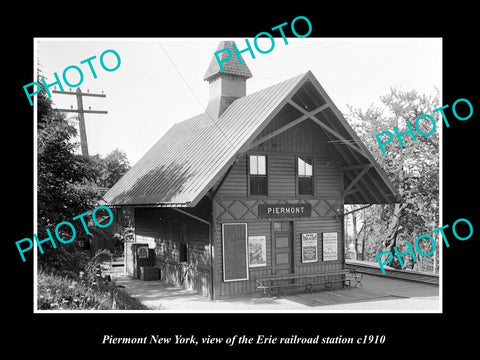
103, 149, 130, 187
90, 148, 130, 195
345, 204, 367, 261
348, 88, 440, 272
37, 81, 102, 272
37, 78, 131, 273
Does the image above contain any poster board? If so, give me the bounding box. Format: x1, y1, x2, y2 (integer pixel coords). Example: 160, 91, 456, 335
222, 223, 249, 281
248, 236, 267, 267
301, 233, 318, 263
136, 246, 149, 259
323, 232, 338, 261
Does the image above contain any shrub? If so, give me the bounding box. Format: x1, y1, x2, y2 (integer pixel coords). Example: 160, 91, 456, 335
37, 268, 147, 310
37, 249, 148, 310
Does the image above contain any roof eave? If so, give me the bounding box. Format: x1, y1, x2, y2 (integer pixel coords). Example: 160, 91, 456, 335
305, 72, 400, 203
188, 72, 312, 208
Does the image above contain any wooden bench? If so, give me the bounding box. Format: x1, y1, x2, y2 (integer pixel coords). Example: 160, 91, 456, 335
256, 270, 355, 297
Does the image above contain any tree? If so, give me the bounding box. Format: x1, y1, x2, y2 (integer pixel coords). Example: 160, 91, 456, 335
37, 82, 102, 272
37, 78, 131, 272
103, 149, 130, 187
90, 148, 130, 195
348, 88, 440, 272
345, 204, 366, 260
37, 88, 102, 231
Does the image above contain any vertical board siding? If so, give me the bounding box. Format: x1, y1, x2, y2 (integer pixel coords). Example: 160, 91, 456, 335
135, 207, 211, 297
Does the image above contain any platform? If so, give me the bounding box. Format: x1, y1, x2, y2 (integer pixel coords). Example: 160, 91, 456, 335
108, 263, 439, 313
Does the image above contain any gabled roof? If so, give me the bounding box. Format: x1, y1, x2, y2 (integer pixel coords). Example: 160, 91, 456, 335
103, 71, 399, 207
203, 40, 253, 81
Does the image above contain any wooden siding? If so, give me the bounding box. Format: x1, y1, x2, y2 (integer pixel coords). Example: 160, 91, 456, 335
214, 220, 274, 297
213, 215, 345, 297
216, 155, 247, 197
269, 155, 296, 197
161, 262, 211, 297
135, 207, 211, 297
211, 116, 346, 297
212, 195, 345, 297
212, 139, 345, 297
253, 114, 341, 160
138, 101, 347, 298
295, 219, 344, 273
315, 158, 343, 199
212, 117, 346, 297
214, 199, 343, 222
215, 109, 345, 201
215, 153, 343, 200
112, 206, 135, 228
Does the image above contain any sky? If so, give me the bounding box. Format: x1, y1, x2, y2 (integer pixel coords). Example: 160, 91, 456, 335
36, 38, 442, 165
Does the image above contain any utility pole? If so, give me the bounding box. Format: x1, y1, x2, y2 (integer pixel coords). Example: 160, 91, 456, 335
52, 87, 107, 157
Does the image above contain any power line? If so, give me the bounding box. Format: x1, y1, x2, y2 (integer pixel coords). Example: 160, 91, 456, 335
52, 88, 108, 157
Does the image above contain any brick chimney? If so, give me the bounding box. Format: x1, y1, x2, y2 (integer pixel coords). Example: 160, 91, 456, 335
203, 40, 252, 119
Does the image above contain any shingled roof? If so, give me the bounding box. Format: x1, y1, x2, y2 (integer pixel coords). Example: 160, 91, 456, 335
203, 40, 253, 81
103, 70, 399, 207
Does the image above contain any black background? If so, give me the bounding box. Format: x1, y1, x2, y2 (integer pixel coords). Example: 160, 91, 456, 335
6, 4, 478, 356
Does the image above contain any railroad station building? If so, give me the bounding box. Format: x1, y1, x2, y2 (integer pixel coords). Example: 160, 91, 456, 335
103, 40, 399, 299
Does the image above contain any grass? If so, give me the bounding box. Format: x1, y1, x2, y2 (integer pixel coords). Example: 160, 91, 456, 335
37, 267, 148, 311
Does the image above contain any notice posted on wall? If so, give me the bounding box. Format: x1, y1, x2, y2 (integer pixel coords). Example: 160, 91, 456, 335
302, 233, 318, 263
322, 232, 338, 261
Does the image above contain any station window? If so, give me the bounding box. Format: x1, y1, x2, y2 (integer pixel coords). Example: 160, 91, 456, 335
273, 221, 292, 232
298, 156, 314, 195
249, 155, 268, 196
